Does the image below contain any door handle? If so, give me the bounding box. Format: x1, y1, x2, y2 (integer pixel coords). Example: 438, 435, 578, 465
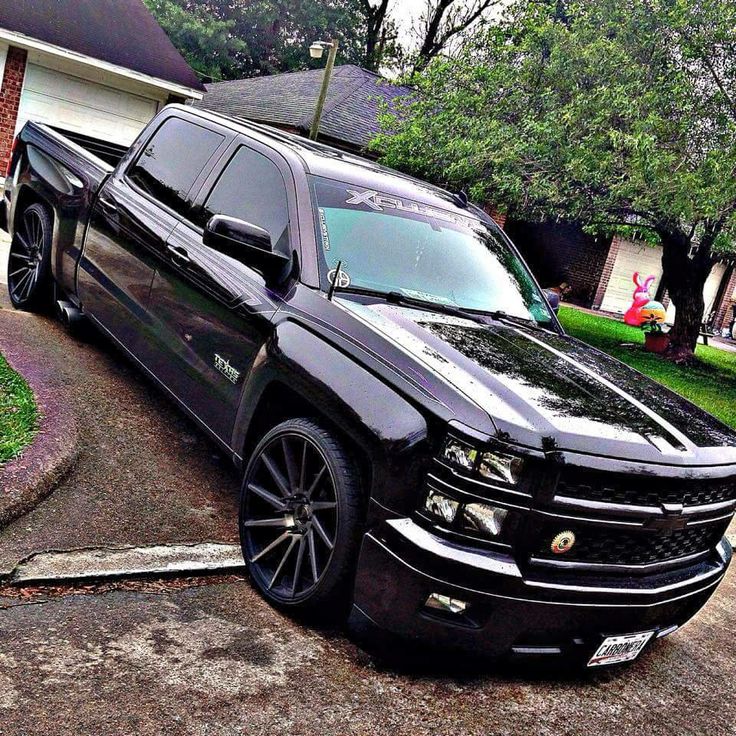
167, 244, 191, 265
98, 196, 118, 215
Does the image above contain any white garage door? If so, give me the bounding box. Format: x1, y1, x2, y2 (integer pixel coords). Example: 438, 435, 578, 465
15, 64, 159, 146
664, 262, 727, 323
599, 239, 664, 314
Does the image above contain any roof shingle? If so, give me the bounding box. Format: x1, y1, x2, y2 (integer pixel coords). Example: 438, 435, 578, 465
195, 65, 411, 149
0, 0, 205, 92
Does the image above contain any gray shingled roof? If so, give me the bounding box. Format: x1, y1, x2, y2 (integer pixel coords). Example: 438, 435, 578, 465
0, 0, 205, 92
195, 65, 412, 150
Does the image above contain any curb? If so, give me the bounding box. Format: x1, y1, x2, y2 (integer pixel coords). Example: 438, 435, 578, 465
0, 315, 80, 528
7, 542, 246, 586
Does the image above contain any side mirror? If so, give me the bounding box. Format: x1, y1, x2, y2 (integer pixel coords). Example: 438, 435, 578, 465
543, 289, 560, 314
203, 215, 291, 285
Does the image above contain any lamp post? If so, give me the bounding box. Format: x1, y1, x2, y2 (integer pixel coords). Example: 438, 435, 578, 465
308, 39, 339, 141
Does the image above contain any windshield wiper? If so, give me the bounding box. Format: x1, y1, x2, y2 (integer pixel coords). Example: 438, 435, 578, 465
332, 285, 549, 330
331, 285, 488, 325
384, 291, 491, 325
485, 310, 547, 331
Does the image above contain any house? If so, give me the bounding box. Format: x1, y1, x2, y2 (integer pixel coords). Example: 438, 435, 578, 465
195, 64, 412, 156
0, 0, 205, 173
504, 218, 736, 334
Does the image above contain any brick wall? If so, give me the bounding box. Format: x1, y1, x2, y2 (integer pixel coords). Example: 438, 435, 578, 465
504, 218, 611, 307
712, 265, 736, 332
591, 235, 623, 309
0, 46, 27, 173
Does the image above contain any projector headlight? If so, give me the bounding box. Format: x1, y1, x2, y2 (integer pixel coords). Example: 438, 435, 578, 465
424, 490, 459, 523
441, 438, 478, 471
478, 450, 524, 485
441, 437, 524, 485
461, 503, 508, 537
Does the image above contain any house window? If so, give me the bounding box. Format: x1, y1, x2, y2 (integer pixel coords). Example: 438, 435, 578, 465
128, 117, 224, 218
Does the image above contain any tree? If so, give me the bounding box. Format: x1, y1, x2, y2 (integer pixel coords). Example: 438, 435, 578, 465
411, 0, 500, 74
376, 0, 736, 361
147, 0, 371, 80
360, 0, 402, 72
143, 0, 248, 80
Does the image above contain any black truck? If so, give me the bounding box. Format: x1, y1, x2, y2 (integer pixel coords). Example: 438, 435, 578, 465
2, 105, 735, 668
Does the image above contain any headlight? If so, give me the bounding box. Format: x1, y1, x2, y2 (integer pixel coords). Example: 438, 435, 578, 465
478, 451, 524, 485
441, 438, 477, 471
441, 437, 524, 485
422, 491, 509, 539
461, 503, 508, 537
424, 491, 459, 523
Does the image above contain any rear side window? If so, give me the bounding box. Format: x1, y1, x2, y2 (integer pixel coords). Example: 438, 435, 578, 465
200, 146, 290, 253
128, 117, 224, 217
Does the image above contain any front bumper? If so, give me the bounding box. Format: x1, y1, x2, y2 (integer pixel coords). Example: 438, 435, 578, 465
352, 517, 732, 662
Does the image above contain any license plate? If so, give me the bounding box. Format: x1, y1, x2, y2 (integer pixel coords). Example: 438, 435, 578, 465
587, 631, 654, 667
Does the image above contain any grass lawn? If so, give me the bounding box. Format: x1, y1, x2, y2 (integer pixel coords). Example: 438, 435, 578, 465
558, 306, 736, 430
0, 352, 38, 464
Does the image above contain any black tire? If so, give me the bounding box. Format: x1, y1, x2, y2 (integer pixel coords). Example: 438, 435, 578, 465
239, 418, 364, 617
7, 203, 53, 311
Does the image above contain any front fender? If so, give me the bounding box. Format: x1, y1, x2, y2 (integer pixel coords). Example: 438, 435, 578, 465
232, 321, 431, 513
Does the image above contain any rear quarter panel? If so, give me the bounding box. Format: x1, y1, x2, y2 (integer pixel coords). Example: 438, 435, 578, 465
7, 123, 112, 296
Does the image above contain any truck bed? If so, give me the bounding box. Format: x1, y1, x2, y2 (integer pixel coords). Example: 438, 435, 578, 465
3, 122, 121, 296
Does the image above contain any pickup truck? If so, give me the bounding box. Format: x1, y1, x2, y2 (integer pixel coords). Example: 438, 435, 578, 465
2, 105, 735, 668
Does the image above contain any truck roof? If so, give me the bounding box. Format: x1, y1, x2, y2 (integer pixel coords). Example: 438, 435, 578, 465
176, 104, 485, 219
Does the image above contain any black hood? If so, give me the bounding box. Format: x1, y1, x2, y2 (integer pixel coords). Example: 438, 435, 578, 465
338, 300, 736, 466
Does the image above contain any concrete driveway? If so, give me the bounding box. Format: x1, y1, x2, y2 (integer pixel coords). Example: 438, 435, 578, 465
0, 236, 735, 735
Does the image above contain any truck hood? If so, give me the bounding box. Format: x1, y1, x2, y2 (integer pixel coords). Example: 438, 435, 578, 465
338, 299, 736, 466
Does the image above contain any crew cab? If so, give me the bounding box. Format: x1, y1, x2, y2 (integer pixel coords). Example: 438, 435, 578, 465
2, 105, 735, 668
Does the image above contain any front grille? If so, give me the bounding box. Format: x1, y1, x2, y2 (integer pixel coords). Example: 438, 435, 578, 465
535, 523, 725, 567
557, 468, 736, 508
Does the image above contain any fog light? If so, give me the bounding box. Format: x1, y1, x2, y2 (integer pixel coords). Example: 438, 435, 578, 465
425, 593, 469, 615
424, 491, 459, 523
441, 438, 478, 471
461, 503, 508, 537
478, 450, 524, 485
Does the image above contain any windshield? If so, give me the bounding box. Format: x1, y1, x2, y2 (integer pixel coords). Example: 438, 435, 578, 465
310, 177, 553, 326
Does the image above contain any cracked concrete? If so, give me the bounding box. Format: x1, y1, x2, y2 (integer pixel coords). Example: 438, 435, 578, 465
9, 542, 245, 585
0, 575, 734, 736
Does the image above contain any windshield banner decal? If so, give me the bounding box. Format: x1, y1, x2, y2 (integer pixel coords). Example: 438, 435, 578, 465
345, 189, 478, 229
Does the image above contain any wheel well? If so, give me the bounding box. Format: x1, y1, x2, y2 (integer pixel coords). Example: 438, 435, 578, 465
242, 382, 373, 495
13, 187, 52, 231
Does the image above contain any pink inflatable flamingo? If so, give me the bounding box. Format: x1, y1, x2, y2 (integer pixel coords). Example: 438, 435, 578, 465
623, 272, 656, 326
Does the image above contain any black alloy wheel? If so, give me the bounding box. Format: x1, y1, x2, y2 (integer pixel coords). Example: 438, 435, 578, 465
240, 418, 363, 614
7, 203, 52, 311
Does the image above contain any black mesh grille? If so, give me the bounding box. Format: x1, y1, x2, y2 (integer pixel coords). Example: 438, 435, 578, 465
536, 523, 724, 566
557, 469, 736, 508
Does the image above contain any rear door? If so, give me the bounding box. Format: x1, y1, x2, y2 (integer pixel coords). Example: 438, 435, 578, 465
78, 115, 227, 352
144, 141, 295, 443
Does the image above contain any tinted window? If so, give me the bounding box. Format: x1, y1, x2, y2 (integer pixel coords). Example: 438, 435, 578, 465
201, 146, 290, 252
128, 118, 224, 216
311, 177, 553, 326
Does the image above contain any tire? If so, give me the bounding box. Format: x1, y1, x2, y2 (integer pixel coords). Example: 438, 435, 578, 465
239, 418, 364, 618
7, 203, 53, 311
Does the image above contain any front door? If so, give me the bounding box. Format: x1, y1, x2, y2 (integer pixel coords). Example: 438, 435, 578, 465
145, 143, 294, 443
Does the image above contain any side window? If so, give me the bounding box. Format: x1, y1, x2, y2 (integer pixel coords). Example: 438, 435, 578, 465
201, 146, 290, 253
127, 118, 224, 218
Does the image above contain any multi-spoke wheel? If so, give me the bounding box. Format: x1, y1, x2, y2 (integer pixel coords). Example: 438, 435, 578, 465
240, 418, 364, 614
7, 203, 52, 311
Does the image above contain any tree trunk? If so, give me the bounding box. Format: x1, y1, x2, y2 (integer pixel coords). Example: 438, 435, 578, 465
658, 227, 715, 363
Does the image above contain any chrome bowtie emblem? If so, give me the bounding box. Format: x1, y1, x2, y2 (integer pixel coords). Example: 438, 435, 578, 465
214, 354, 241, 384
